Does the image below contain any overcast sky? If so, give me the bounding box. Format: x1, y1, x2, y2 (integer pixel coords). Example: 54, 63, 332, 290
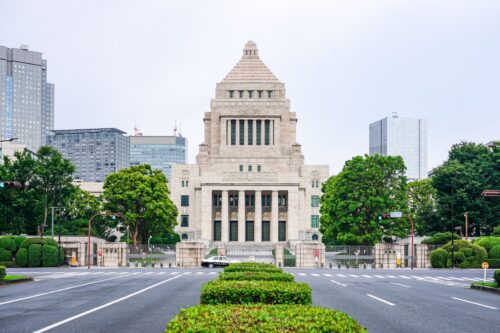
1, 1, 499, 174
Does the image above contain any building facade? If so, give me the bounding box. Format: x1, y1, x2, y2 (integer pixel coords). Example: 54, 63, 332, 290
47, 128, 130, 182
369, 114, 428, 180
130, 135, 187, 181
171, 41, 329, 245
0, 45, 54, 150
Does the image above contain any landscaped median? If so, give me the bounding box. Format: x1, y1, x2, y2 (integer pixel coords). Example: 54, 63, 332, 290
470, 270, 500, 294
166, 262, 366, 332
0, 265, 33, 286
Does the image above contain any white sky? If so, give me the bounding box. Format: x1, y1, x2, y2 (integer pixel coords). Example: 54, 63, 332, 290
1, 0, 499, 174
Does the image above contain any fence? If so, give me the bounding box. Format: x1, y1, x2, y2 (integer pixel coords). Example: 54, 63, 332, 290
127, 244, 176, 267
325, 246, 375, 268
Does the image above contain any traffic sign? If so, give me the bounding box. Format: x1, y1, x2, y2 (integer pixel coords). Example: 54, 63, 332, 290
98, 249, 102, 257
313, 249, 319, 257
482, 262, 489, 269
390, 211, 402, 218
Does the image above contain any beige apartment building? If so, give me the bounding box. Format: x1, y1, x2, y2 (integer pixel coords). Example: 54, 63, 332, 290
171, 41, 329, 247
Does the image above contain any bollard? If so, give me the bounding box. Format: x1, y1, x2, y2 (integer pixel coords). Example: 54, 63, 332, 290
329, 262, 332, 269
364, 263, 366, 269
338, 263, 341, 269
169, 262, 172, 268
135, 262, 138, 268
160, 263, 163, 268
346, 263, 350, 269
152, 263, 155, 268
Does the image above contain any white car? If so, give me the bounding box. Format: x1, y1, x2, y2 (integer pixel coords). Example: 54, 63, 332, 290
201, 256, 240, 268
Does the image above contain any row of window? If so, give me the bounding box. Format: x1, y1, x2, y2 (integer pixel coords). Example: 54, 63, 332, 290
228, 90, 273, 99
182, 194, 320, 208
239, 165, 261, 172
228, 119, 272, 146
181, 180, 189, 187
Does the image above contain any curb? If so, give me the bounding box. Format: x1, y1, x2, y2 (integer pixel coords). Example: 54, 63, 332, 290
0, 277, 34, 286
470, 283, 500, 294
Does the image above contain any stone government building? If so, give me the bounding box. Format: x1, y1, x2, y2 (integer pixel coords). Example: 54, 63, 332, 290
172, 41, 329, 266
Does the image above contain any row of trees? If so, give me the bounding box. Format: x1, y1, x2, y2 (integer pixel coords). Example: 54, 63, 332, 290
320, 142, 499, 245
0, 147, 178, 245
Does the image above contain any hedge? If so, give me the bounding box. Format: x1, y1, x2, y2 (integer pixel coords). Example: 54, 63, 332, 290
13, 236, 26, 250
42, 245, 58, 267
166, 304, 366, 333
0, 248, 13, 262
201, 280, 312, 305
0, 265, 5, 280
218, 272, 295, 282
489, 245, 500, 259
473, 236, 500, 252
224, 263, 283, 273
430, 248, 448, 268
0, 261, 15, 267
0, 236, 16, 252
16, 248, 28, 267
494, 270, 500, 285
28, 244, 42, 267
431, 240, 488, 268
20, 238, 47, 249
422, 232, 460, 245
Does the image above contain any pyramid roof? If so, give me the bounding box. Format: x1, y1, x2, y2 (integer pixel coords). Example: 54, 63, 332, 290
221, 41, 281, 84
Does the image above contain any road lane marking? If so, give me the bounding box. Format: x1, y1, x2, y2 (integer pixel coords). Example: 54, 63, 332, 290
196, 272, 204, 275
208, 272, 217, 275
366, 294, 395, 306
32, 275, 183, 333
390, 282, 410, 288
143, 272, 153, 275
374, 275, 384, 278
157, 272, 167, 275
0, 275, 131, 306
311, 273, 320, 277
336, 274, 346, 277
169, 272, 180, 275
386, 275, 397, 278
331, 279, 347, 287
399, 276, 412, 279
298, 273, 307, 276
451, 297, 498, 310
361, 275, 372, 278
183, 272, 192, 275
348, 274, 360, 278
323, 273, 332, 277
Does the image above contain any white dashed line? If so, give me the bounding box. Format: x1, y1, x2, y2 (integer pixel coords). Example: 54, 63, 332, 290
331, 279, 347, 287
366, 294, 395, 306
361, 275, 372, 278
323, 273, 332, 277
311, 273, 320, 277
390, 282, 410, 288
451, 297, 498, 310
348, 274, 360, 278
374, 275, 384, 278
298, 273, 307, 276
336, 274, 346, 277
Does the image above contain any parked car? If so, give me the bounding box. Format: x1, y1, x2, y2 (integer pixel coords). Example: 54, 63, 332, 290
201, 256, 240, 268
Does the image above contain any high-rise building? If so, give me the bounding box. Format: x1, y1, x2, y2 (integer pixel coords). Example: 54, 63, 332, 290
0, 45, 54, 150
369, 114, 428, 180
171, 41, 329, 244
47, 128, 130, 182
130, 135, 187, 181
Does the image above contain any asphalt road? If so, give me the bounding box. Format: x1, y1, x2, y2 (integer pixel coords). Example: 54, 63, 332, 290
1, 267, 498, 333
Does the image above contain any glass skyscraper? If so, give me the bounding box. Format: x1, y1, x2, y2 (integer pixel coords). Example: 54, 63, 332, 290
47, 128, 130, 182
369, 114, 428, 180
0, 45, 54, 150
130, 135, 187, 181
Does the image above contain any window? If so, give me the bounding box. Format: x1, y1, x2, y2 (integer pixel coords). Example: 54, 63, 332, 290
279, 221, 286, 242
213, 221, 221, 241
248, 165, 252, 172
231, 120, 236, 145
181, 215, 189, 227
230, 221, 238, 241
181, 195, 189, 207
229, 90, 234, 98
239, 120, 244, 145
247, 120, 253, 145
213, 194, 222, 206
311, 195, 320, 207
312, 234, 319, 241
279, 194, 287, 207
238, 90, 244, 98
258, 90, 263, 98
262, 195, 271, 207
248, 90, 253, 98
262, 221, 270, 241
256, 120, 262, 145
311, 215, 320, 228
181, 233, 188, 240
239, 165, 243, 172
264, 120, 270, 145
311, 180, 320, 188
229, 195, 238, 207
181, 180, 185, 187
267, 90, 273, 98
186, 181, 189, 187
246, 221, 254, 241
245, 194, 255, 207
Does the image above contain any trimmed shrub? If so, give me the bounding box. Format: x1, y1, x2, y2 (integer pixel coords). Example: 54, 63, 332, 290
201, 280, 312, 305
166, 304, 366, 333
219, 272, 295, 282
422, 232, 460, 245
0, 261, 15, 267
493, 226, 500, 236
224, 263, 283, 273
13, 236, 26, 251
0, 248, 13, 262
0, 236, 16, 252
441, 240, 487, 268
0, 265, 5, 280
45, 238, 58, 247
28, 244, 42, 267
430, 248, 448, 268
488, 245, 500, 259
473, 236, 500, 252
487, 259, 500, 269
494, 270, 500, 285
16, 248, 28, 267
42, 245, 58, 267
20, 238, 47, 249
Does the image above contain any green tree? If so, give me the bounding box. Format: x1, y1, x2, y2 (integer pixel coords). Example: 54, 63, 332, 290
407, 179, 439, 235
103, 165, 178, 246
320, 155, 408, 245
432, 142, 498, 236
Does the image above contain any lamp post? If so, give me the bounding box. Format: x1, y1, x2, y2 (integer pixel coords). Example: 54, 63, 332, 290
88, 212, 121, 269
148, 235, 152, 252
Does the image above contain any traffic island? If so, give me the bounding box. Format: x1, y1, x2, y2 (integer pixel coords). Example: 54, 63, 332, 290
0, 275, 34, 286
470, 282, 500, 294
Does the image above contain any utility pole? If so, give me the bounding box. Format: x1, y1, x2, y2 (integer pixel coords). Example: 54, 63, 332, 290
464, 212, 469, 240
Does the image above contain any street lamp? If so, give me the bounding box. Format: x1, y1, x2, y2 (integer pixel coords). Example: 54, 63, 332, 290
148, 235, 152, 252
88, 212, 122, 269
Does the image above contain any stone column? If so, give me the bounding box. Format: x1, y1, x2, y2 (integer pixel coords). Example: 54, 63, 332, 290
238, 190, 245, 242
221, 190, 229, 242
271, 190, 279, 243
255, 190, 262, 242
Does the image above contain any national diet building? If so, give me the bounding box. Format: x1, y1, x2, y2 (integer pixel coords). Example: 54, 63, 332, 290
172, 41, 329, 252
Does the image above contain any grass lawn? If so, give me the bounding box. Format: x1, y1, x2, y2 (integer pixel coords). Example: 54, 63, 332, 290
3, 275, 30, 281
472, 282, 500, 288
